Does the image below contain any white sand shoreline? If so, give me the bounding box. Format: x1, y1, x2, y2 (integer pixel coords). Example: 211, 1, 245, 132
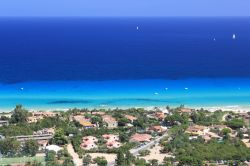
0, 105, 250, 113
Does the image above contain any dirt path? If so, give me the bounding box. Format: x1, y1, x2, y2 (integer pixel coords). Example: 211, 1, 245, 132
67, 143, 82, 166
140, 143, 173, 164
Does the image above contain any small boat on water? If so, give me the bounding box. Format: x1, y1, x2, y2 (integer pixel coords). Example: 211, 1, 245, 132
232, 34, 236, 40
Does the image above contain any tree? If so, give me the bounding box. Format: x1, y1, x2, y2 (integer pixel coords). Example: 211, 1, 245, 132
0, 123, 33, 137
226, 118, 245, 129
25, 160, 43, 166
0, 137, 21, 156
133, 116, 147, 129
93, 157, 108, 166
118, 118, 129, 126
178, 156, 202, 166
46, 151, 56, 162
0, 115, 9, 120
57, 148, 71, 160
149, 159, 159, 166
91, 116, 102, 124
46, 161, 60, 166
116, 150, 126, 166
138, 150, 150, 156
164, 112, 188, 126
134, 158, 148, 166
10, 105, 29, 123
62, 158, 74, 166
119, 132, 129, 142
220, 128, 231, 140
83, 154, 92, 166
237, 130, 244, 139
163, 157, 174, 166
52, 128, 68, 145
46, 151, 60, 166
125, 151, 134, 165
22, 140, 39, 156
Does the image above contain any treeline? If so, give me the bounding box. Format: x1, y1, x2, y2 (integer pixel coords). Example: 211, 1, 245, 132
0, 138, 39, 157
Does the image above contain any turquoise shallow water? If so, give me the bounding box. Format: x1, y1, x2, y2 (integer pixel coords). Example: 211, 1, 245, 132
1, 79, 250, 111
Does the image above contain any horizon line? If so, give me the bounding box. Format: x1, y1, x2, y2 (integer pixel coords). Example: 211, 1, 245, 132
0, 16, 250, 18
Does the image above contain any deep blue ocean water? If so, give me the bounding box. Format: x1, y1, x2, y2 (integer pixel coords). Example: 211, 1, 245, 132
0, 17, 250, 111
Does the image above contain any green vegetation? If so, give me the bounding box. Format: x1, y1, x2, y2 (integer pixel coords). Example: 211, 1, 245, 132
0, 156, 45, 165
190, 110, 225, 126
52, 128, 68, 145
138, 149, 150, 156
0, 123, 33, 136
25, 160, 43, 166
0, 105, 250, 165
10, 105, 30, 124
226, 118, 245, 129
161, 109, 250, 166
0, 116, 70, 137
45, 151, 60, 166
93, 156, 108, 166
175, 139, 250, 165
164, 112, 188, 126
0, 137, 21, 156
115, 150, 135, 166
82, 154, 92, 166
162, 129, 250, 165
134, 158, 149, 166
45, 148, 74, 166
22, 140, 39, 156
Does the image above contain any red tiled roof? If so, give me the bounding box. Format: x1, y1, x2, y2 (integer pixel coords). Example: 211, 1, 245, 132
130, 133, 152, 142
102, 115, 117, 123
125, 115, 137, 121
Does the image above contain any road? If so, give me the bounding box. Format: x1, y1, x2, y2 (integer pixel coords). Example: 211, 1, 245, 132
129, 132, 168, 155
107, 131, 168, 166
67, 143, 82, 166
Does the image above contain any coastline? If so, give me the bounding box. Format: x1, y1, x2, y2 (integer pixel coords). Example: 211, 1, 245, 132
1, 78, 250, 112
1, 104, 250, 113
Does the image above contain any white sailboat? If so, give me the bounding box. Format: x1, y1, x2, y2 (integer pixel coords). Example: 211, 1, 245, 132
232, 34, 236, 40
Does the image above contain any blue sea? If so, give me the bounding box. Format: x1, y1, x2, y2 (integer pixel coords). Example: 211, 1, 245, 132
0, 17, 250, 111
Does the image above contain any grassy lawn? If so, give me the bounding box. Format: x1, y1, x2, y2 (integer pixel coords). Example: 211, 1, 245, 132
0, 156, 45, 165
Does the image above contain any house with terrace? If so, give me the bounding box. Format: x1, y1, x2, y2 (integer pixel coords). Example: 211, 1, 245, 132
27, 111, 58, 123
73, 115, 95, 129
33, 128, 55, 136
130, 133, 152, 143
102, 134, 122, 149
186, 125, 221, 142
81, 136, 98, 150
185, 125, 209, 136
0, 120, 9, 127
102, 115, 118, 129
177, 108, 192, 115
125, 115, 137, 123
91, 111, 106, 116
148, 125, 167, 133
154, 112, 166, 121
